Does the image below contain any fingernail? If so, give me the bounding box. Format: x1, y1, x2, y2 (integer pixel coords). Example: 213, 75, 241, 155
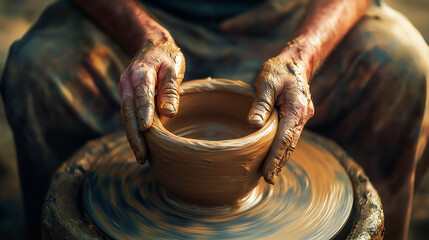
264, 172, 276, 185
249, 114, 263, 126
271, 174, 277, 184
134, 150, 141, 159
139, 119, 148, 130
135, 152, 146, 164
265, 175, 275, 185
161, 102, 175, 115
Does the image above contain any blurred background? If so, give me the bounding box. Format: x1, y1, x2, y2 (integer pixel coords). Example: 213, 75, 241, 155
0, 0, 428, 239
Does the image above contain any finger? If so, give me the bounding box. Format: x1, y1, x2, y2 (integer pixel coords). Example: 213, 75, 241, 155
248, 80, 277, 128
121, 97, 148, 164
157, 78, 180, 117
262, 89, 311, 184
157, 56, 185, 117
130, 65, 157, 131
262, 118, 301, 184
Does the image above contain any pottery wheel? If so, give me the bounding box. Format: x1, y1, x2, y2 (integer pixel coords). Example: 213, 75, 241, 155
83, 136, 353, 240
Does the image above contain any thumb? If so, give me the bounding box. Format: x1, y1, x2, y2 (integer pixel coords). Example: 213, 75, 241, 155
157, 63, 185, 117
248, 81, 276, 128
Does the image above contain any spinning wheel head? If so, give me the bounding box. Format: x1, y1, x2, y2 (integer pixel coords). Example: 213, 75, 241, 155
83, 132, 354, 239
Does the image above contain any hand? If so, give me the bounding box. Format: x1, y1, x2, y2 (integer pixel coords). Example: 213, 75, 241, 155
248, 54, 314, 184
118, 39, 186, 164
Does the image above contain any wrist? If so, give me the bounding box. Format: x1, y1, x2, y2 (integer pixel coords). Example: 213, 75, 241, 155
128, 23, 173, 54
277, 39, 315, 82
140, 22, 173, 43
128, 10, 174, 54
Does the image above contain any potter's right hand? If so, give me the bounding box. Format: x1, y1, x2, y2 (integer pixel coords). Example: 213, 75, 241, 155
118, 39, 186, 164
248, 52, 314, 184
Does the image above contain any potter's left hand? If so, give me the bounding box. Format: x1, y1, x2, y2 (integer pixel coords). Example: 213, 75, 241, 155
119, 39, 185, 164
248, 54, 314, 184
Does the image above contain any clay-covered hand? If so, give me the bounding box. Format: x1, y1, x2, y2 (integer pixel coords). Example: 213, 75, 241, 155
248, 56, 314, 184
118, 39, 186, 164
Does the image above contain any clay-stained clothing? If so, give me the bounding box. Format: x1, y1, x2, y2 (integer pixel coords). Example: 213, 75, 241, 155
1, 0, 428, 239
143, 0, 266, 27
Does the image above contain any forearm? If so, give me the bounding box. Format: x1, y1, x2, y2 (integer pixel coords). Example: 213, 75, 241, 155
278, 0, 372, 80
71, 0, 172, 55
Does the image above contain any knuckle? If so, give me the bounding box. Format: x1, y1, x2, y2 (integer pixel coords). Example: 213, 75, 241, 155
117, 80, 125, 94
158, 76, 181, 99
282, 102, 301, 120
256, 80, 276, 101
307, 101, 315, 118
171, 48, 185, 62
281, 129, 293, 148
279, 150, 293, 169
160, 80, 179, 91
134, 84, 144, 95
274, 149, 285, 162
134, 95, 153, 111
255, 99, 272, 113
121, 100, 135, 123
163, 86, 179, 95
119, 71, 128, 82
280, 96, 307, 121
143, 39, 155, 49
259, 76, 276, 89
261, 60, 274, 71
178, 51, 185, 60
291, 104, 301, 119
163, 62, 185, 82
160, 92, 180, 103
130, 60, 145, 72
134, 85, 154, 99
273, 145, 288, 164
294, 95, 308, 111
131, 65, 151, 80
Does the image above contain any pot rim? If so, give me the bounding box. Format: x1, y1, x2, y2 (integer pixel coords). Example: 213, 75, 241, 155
148, 78, 278, 150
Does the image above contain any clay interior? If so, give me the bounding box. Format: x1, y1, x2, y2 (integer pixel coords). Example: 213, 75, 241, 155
159, 91, 257, 140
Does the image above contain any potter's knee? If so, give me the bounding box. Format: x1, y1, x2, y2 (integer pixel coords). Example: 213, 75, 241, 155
1, 40, 45, 120
3, 35, 54, 83
346, 4, 429, 86
1, 39, 34, 96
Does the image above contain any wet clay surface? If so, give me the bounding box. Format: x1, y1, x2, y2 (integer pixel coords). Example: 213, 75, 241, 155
83, 131, 353, 240
160, 92, 256, 141
144, 79, 278, 206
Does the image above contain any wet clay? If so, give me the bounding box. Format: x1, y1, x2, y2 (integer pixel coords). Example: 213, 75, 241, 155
160, 91, 256, 140
144, 78, 278, 206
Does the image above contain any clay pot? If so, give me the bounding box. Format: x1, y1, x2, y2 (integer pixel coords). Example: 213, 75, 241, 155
144, 78, 278, 207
